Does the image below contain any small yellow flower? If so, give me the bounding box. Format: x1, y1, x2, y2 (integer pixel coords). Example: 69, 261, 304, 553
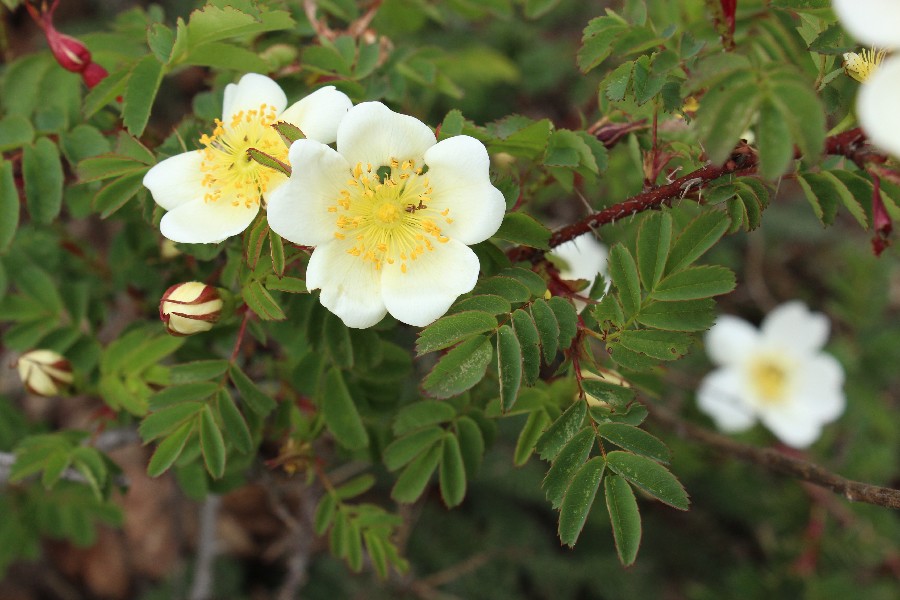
842, 48, 887, 82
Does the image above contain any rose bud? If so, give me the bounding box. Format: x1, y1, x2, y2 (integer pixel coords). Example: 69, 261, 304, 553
16, 350, 74, 397
159, 282, 224, 336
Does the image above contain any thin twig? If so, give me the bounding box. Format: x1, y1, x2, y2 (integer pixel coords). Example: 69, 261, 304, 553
189, 494, 222, 600
646, 401, 900, 510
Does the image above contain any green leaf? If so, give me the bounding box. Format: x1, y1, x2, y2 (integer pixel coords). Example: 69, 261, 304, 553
139, 402, 205, 441
0, 115, 34, 151
693, 68, 760, 166
148, 382, 218, 410
497, 324, 523, 412
334, 475, 376, 500
797, 172, 845, 226
455, 416, 485, 477
558, 457, 605, 547
199, 405, 226, 478
652, 265, 735, 301
608, 244, 641, 318
265, 275, 307, 294
123, 55, 164, 137
247, 147, 290, 176
393, 400, 457, 436
608, 344, 659, 371
499, 267, 548, 298
665, 211, 730, 274
170, 360, 229, 384
525, 0, 561, 18
535, 400, 587, 461
228, 364, 277, 416
245, 215, 268, 270
511, 309, 541, 387
617, 330, 692, 361
577, 14, 628, 72
383, 427, 444, 471
769, 74, 824, 164
473, 276, 531, 304
324, 312, 354, 368
147, 420, 194, 477
636, 212, 672, 291
493, 212, 551, 249
83, 68, 129, 119
605, 451, 689, 510
581, 378, 634, 409
543, 427, 595, 508
391, 442, 442, 503
268, 229, 286, 276
604, 474, 641, 566
450, 294, 511, 316
530, 299, 560, 363
184, 5, 294, 48
439, 434, 466, 507
273, 121, 305, 145
243, 280, 287, 320
548, 297, 578, 350
22, 138, 63, 225
184, 41, 269, 71
830, 170, 872, 229
597, 423, 670, 463
216, 389, 253, 454
423, 335, 494, 399
755, 96, 794, 180
544, 129, 598, 174
93, 171, 147, 218
321, 368, 369, 450
59, 125, 111, 164
0, 160, 19, 253
314, 495, 337, 535
514, 409, 551, 466
417, 311, 498, 356
637, 299, 716, 331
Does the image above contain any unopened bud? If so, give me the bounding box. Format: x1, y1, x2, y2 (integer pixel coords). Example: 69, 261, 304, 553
47, 29, 92, 72
16, 350, 73, 397
159, 282, 223, 336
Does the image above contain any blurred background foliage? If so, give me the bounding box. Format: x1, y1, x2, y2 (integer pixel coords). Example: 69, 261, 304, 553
0, 0, 898, 599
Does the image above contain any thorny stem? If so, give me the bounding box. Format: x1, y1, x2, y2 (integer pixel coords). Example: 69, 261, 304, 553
509, 128, 882, 263
646, 401, 900, 510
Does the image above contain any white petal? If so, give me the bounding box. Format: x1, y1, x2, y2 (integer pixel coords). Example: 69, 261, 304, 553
705, 315, 759, 366
278, 86, 353, 144
337, 102, 436, 168
143, 151, 205, 211
267, 139, 350, 247
858, 55, 900, 158
758, 407, 825, 449
760, 301, 830, 354
791, 354, 847, 422
832, 0, 900, 48
422, 136, 506, 244
696, 368, 757, 432
381, 239, 480, 327
160, 198, 258, 244
549, 233, 609, 284
222, 73, 287, 123
306, 241, 387, 329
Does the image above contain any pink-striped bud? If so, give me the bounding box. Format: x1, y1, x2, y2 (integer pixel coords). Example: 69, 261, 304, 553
159, 282, 223, 336
16, 350, 73, 397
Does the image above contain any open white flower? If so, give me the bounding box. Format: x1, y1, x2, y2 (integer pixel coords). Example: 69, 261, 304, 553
267, 102, 506, 328
548, 232, 608, 312
832, 0, 900, 158
143, 73, 352, 244
696, 301, 846, 448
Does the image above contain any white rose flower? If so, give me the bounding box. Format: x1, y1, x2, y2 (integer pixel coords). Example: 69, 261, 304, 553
266, 102, 506, 328
548, 232, 609, 312
832, 0, 900, 158
696, 301, 846, 449
143, 73, 352, 244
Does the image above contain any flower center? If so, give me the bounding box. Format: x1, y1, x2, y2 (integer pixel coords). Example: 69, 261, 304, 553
748, 356, 790, 405
199, 103, 287, 208
329, 159, 453, 274
843, 48, 887, 83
